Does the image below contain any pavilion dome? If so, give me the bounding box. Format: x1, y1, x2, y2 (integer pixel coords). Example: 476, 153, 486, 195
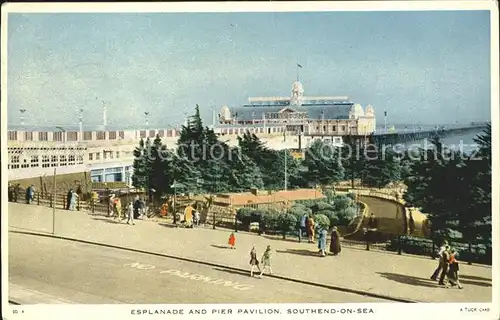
219, 105, 232, 121
365, 104, 375, 117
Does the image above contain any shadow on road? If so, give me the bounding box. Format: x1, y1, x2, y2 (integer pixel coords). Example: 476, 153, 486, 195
262, 235, 300, 243
459, 279, 492, 287
91, 217, 125, 225
276, 249, 321, 257
460, 274, 492, 282
211, 244, 232, 250
377, 272, 439, 288
213, 267, 252, 277
158, 223, 180, 229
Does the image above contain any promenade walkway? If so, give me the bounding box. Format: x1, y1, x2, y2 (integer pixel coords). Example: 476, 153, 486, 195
7, 203, 492, 303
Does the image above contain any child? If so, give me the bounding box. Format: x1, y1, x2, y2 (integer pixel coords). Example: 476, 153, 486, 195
260, 245, 273, 277
249, 246, 261, 277
228, 232, 236, 249
447, 249, 463, 289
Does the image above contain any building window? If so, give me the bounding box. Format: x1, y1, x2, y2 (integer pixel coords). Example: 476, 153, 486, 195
140, 131, 146, 138
89, 153, 93, 161
67, 131, 78, 141
332, 126, 337, 131
60, 155, 66, 162
166, 130, 173, 137
157, 130, 164, 137
53, 131, 63, 141
11, 155, 20, 164
96, 131, 106, 140
24, 132, 34, 141
109, 131, 117, 140
8, 131, 18, 141
84, 131, 93, 140
149, 130, 156, 138
323, 126, 326, 132
21, 163, 30, 168
69, 155, 76, 162
109, 151, 114, 159
42, 155, 50, 168
96, 152, 101, 160
51, 155, 58, 163
341, 125, 346, 131
38, 132, 48, 141
116, 151, 120, 158
316, 126, 320, 131
119, 131, 125, 139
77, 155, 83, 163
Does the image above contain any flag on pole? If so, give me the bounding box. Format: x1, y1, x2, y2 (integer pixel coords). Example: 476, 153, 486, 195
297, 63, 303, 68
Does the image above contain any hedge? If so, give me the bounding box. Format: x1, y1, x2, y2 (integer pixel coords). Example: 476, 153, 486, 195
386, 235, 492, 265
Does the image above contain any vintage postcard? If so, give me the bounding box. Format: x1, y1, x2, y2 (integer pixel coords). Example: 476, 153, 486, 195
2, 1, 498, 320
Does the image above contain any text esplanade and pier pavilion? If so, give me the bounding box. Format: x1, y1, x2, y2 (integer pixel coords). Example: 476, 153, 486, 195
7, 81, 375, 185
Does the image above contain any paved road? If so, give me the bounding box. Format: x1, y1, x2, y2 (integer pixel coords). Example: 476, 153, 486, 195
9, 233, 385, 304
8, 203, 492, 303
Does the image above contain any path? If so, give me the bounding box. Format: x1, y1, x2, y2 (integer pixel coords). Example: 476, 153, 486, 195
7, 203, 492, 303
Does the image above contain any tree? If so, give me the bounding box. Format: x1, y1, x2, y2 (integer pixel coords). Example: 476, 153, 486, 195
132, 138, 149, 189
361, 142, 401, 188
302, 140, 344, 188
341, 135, 365, 188
227, 149, 264, 192
146, 135, 174, 202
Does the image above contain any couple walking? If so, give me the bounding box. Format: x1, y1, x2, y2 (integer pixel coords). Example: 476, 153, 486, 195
430, 240, 463, 289
298, 214, 316, 243
249, 245, 273, 278
317, 227, 342, 257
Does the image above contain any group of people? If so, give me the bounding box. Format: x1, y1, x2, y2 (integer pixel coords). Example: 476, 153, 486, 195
298, 214, 316, 243
183, 204, 201, 228
249, 245, 273, 278
107, 194, 148, 225
430, 240, 463, 289
298, 213, 342, 257
317, 227, 342, 257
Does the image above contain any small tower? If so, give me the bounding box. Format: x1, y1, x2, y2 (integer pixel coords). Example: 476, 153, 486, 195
290, 81, 304, 106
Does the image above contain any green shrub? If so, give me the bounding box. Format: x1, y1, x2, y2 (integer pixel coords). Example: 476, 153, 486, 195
277, 213, 298, 239
346, 192, 357, 200
314, 213, 330, 231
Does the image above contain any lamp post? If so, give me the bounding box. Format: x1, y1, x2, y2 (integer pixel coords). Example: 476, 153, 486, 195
20, 108, 27, 126
144, 112, 149, 128
284, 148, 288, 191
78, 108, 84, 141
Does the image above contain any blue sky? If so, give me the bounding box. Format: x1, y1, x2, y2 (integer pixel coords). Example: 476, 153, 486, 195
7, 10, 491, 128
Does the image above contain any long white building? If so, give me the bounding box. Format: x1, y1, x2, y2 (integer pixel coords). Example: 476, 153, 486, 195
7, 81, 376, 185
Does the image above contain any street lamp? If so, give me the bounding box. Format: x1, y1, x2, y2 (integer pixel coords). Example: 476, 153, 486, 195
78, 108, 84, 141
144, 112, 149, 128
20, 108, 27, 126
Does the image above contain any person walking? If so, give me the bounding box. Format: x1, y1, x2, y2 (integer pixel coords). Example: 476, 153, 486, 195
329, 226, 342, 256
127, 201, 135, 225
184, 203, 194, 228
133, 196, 141, 219
260, 245, 273, 277
193, 209, 200, 227
108, 194, 116, 217
447, 249, 463, 289
438, 245, 451, 286
249, 246, 261, 277
298, 214, 307, 243
29, 185, 35, 204
8, 183, 14, 202
431, 240, 449, 280
69, 190, 79, 211
228, 232, 236, 249
66, 189, 73, 210
306, 215, 315, 243
318, 228, 327, 257
115, 198, 123, 220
